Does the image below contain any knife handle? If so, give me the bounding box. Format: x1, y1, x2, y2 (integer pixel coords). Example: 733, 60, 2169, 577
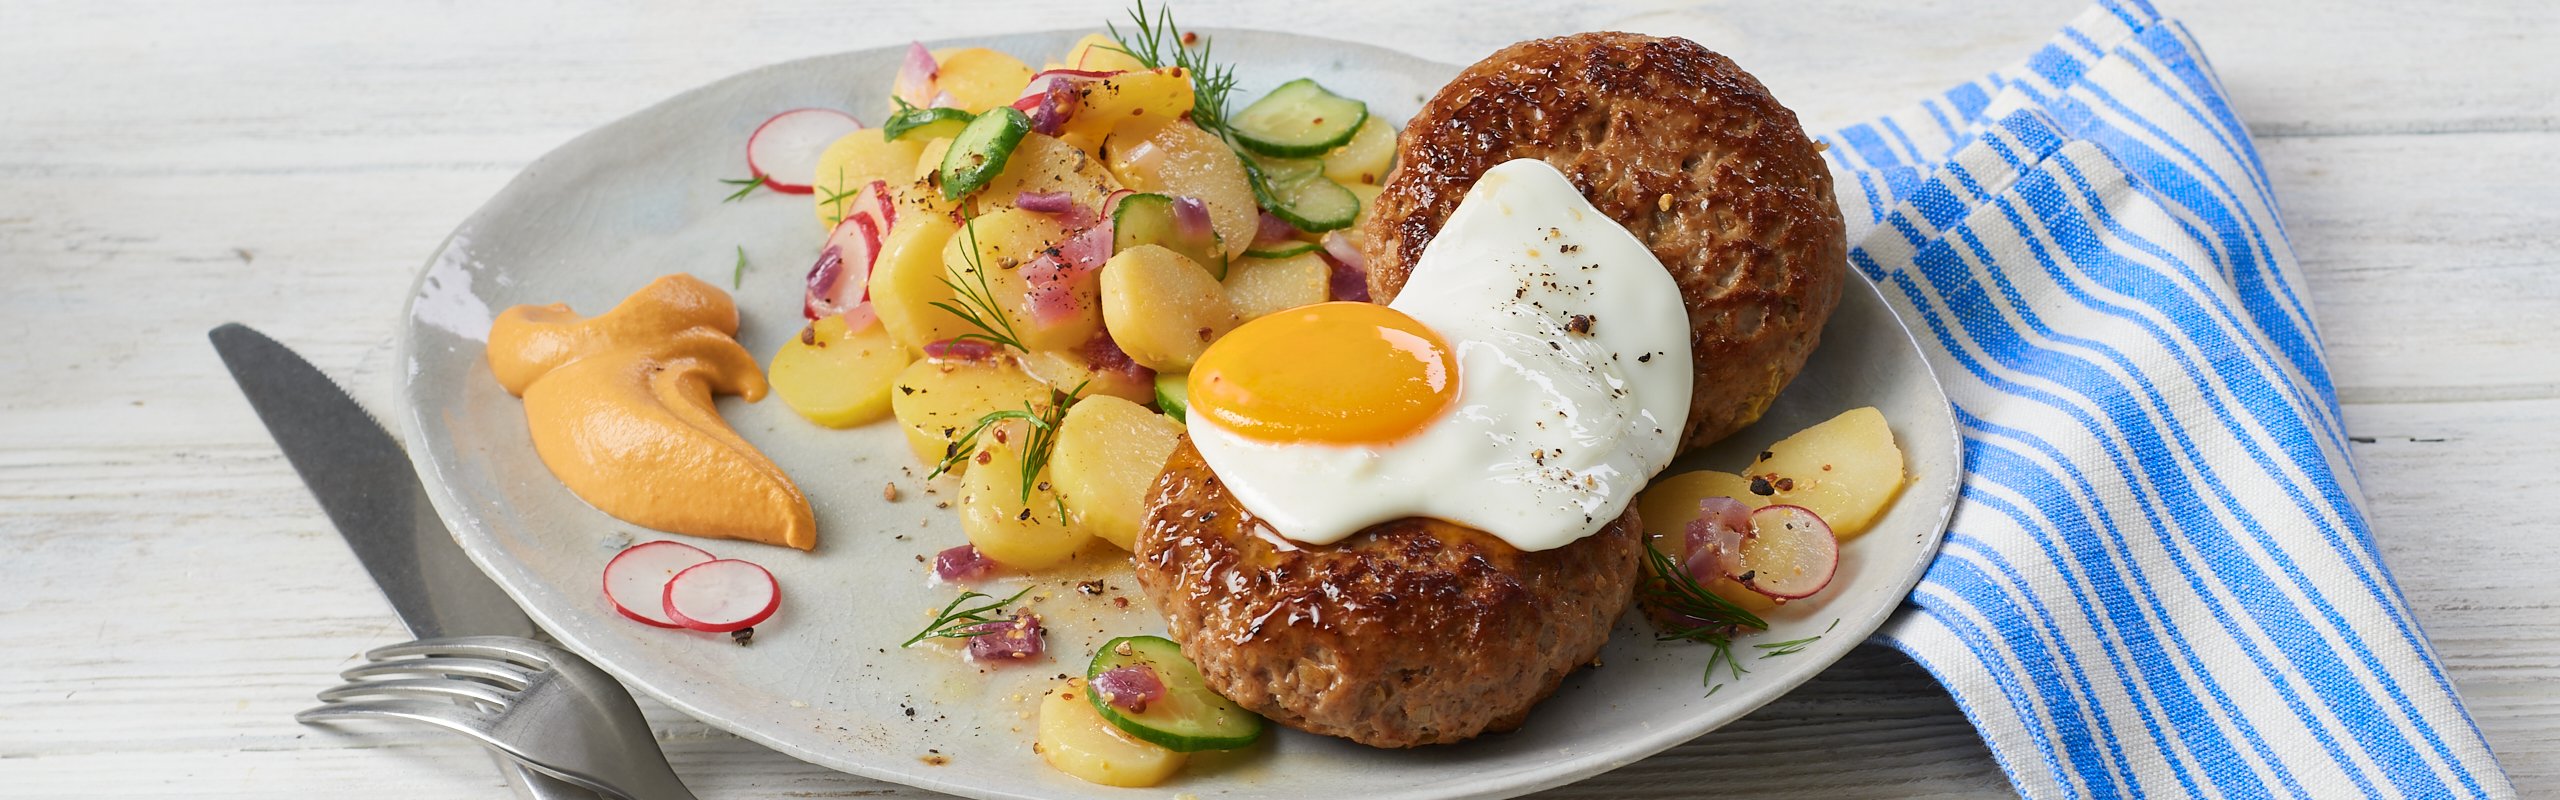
496, 752, 612, 800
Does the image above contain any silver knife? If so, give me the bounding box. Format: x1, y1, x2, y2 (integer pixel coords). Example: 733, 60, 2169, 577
211, 323, 606, 800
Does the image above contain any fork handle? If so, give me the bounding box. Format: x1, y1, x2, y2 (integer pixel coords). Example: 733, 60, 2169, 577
499, 755, 613, 800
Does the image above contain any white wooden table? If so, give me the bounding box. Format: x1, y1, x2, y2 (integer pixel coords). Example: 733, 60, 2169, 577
4, 0, 2552, 796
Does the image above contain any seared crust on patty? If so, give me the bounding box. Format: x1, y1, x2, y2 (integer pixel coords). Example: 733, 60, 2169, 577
1363, 32, 1847, 450
1134, 441, 1642, 748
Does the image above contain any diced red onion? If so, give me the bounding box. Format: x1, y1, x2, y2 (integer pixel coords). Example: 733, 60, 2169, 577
1320, 231, 1365, 270
1169, 196, 1214, 241
1058, 219, 1114, 268
964, 614, 1046, 662
1091, 665, 1166, 712
927, 90, 961, 110
1013, 68, 1119, 104
1014, 191, 1076, 213
1683, 496, 1754, 583
1021, 246, 1103, 326
932, 545, 997, 583
893, 42, 938, 106
923, 338, 999, 361
1321, 232, 1370, 302
1081, 329, 1153, 384
1254, 211, 1297, 247
1008, 73, 1090, 135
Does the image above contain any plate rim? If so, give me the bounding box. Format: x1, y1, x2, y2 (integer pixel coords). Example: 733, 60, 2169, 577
393, 28, 1962, 800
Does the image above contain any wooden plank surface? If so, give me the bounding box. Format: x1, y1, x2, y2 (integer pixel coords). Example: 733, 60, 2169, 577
2, 0, 2552, 797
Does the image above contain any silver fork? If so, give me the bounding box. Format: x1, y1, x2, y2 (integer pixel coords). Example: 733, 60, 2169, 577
298, 635, 700, 800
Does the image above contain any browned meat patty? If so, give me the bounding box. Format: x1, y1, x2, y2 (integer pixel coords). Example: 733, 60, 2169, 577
1362, 32, 1848, 451
1134, 441, 1642, 748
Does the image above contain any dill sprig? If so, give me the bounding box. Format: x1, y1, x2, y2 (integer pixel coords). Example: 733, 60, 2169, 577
924, 382, 1087, 508
1702, 635, 1745, 691
719, 174, 768, 202
819, 167, 862, 226
1106, 0, 1240, 135
1640, 546, 1768, 641
929, 221, 1031, 353
901, 586, 1034, 647
1754, 619, 1839, 659
730, 245, 748, 289
1638, 546, 1772, 692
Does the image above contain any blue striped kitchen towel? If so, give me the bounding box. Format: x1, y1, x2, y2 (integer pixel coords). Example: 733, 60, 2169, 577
1813, 2, 2516, 797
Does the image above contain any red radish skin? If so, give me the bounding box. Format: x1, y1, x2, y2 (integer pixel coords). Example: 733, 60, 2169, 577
603, 541, 714, 628
1738, 504, 1839, 600
894, 43, 938, 106
805, 180, 896, 320
747, 108, 863, 195
662, 559, 780, 633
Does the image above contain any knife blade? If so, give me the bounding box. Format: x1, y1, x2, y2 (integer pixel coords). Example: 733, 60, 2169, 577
211, 323, 599, 800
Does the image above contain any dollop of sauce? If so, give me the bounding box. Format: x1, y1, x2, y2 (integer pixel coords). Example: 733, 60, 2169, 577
487, 274, 817, 550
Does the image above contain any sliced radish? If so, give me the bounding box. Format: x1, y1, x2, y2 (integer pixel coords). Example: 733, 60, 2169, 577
894, 42, 939, 106
747, 108, 862, 195
662, 559, 780, 633
1738, 505, 1839, 600
804, 180, 895, 320
603, 541, 714, 628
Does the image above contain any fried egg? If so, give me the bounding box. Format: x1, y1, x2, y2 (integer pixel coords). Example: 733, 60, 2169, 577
1184, 159, 1692, 552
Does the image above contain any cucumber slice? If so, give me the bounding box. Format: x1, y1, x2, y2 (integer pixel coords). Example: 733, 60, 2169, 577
1243, 240, 1322, 259
1086, 635, 1262, 751
1154, 372, 1189, 423
1238, 149, 1361, 233
883, 106, 974, 142
1111, 193, 1228, 279
1230, 78, 1369, 158
937, 107, 1030, 201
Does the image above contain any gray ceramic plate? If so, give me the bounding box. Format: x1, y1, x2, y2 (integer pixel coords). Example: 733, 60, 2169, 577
396, 30, 1959, 800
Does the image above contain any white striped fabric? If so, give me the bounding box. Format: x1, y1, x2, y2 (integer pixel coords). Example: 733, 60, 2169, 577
1813, 2, 2517, 797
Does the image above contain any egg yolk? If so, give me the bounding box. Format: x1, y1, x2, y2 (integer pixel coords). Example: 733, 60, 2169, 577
1187, 302, 1458, 445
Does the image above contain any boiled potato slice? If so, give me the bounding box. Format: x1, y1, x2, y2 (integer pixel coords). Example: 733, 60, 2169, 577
868, 215, 972, 355
1064, 33, 1149, 72
1104, 119, 1257, 260
1099, 245, 1243, 372
973, 133, 1121, 216
1051, 396, 1184, 551
1636, 470, 1777, 614
928, 47, 1036, 113
1750, 407, 1905, 540
1037, 678, 1186, 787
1058, 69, 1195, 148
1320, 117, 1396, 186
1222, 253, 1331, 321
1020, 348, 1153, 405
888, 356, 1052, 469
961, 419, 1091, 569
811, 129, 927, 229
943, 208, 1099, 352
768, 315, 912, 428
913, 137, 954, 183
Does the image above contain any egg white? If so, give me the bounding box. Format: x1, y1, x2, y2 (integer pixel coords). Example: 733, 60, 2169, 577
1188, 159, 1692, 552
